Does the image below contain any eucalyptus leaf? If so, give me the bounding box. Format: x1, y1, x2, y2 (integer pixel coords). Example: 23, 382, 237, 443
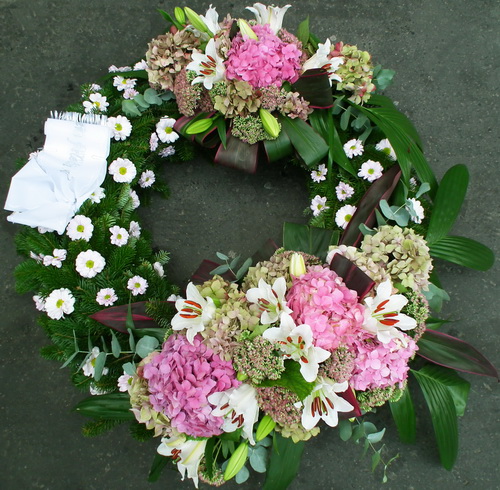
111, 331, 121, 358
236, 257, 252, 280
371, 451, 382, 472
121, 99, 142, 117
338, 419, 353, 441
128, 328, 136, 352
133, 93, 150, 109
366, 428, 386, 444
216, 252, 229, 261
229, 256, 240, 270
340, 105, 352, 130
234, 465, 250, 484
422, 283, 450, 313
415, 182, 431, 199
60, 351, 78, 369
143, 88, 163, 105
93, 351, 107, 382
210, 264, 230, 275
135, 335, 160, 358
122, 362, 136, 376
249, 446, 268, 473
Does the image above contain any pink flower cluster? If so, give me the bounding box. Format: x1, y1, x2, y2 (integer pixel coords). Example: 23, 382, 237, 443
350, 337, 418, 391
225, 24, 302, 88
286, 266, 366, 351
142, 334, 240, 437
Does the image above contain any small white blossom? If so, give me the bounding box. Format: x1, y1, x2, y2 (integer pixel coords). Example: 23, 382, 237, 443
96, 288, 118, 307
343, 138, 364, 159
156, 117, 179, 144
129, 221, 141, 238
30, 251, 44, 263
66, 215, 94, 241
335, 204, 357, 229
139, 170, 155, 188
89, 187, 105, 203
33, 294, 46, 312
375, 138, 397, 160
43, 248, 67, 268
83, 93, 109, 113
153, 262, 165, 277
310, 195, 329, 217
129, 190, 140, 209
133, 59, 148, 71
45, 288, 75, 320
118, 373, 133, 392
311, 163, 328, 183
150, 132, 159, 151
406, 198, 425, 224
113, 75, 137, 92
108, 65, 132, 73
107, 115, 132, 141
358, 159, 384, 182
127, 275, 148, 296
75, 250, 106, 278
335, 182, 355, 201
159, 146, 176, 158
82, 347, 109, 377
109, 225, 129, 247
123, 88, 139, 100
108, 158, 137, 183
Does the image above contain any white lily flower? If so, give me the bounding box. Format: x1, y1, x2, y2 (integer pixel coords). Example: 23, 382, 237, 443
362, 280, 417, 346
208, 384, 260, 445
302, 39, 344, 85
157, 432, 207, 489
200, 4, 220, 36
246, 276, 292, 324
186, 38, 225, 90
171, 282, 216, 344
297, 377, 353, 430
246, 3, 291, 34
263, 314, 330, 382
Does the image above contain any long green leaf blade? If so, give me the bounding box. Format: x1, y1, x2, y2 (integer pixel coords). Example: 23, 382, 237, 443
73, 393, 134, 420
389, 386, 416, 443
283, 222, 339, 261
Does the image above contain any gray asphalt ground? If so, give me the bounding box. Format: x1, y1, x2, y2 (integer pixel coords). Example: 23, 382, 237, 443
1, 1, 499, 489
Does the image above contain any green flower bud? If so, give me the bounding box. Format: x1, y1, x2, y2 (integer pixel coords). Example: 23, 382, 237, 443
289, 253, 306, 277
224, 442, 249, 481
174, 6, 186, 25
184, 7, 210, 34
237, 19, 258, 40
255, 414, 276, 442
259, 108, 280, 138
185, 118, 214, 135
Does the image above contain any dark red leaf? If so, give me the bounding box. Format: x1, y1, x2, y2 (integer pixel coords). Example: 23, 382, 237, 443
214, 134, 259, 173
251, 239, 279, 264
292, 68, 334, 109
90, 302, 158, 333
190, 259, 236, 285
339, 386, 362, 418
329, 254, 375, 300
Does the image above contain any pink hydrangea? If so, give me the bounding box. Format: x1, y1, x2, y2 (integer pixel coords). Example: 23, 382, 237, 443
225, 24, 302, 88
142, 334, 240, 438
350, 336, 418, 391
286, 266, 366, 351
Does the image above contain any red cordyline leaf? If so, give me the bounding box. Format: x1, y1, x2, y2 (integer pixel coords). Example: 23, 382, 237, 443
340, 164, 402, 247
291, 68, 334, 109
90, 301, 158, 333
214, 134, 260, 173
339, 386, 362, 418
329, 254, 375, 300
190, 259, 236, 285
417, 329, 499, 379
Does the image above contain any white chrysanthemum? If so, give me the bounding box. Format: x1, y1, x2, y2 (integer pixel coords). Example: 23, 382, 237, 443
127, 275, 148, 296
129, 221, 141, 238
375, 138, 397, 160
129, 190, 140, 209
75, 250, 106, 278
83, 93, 109, 113
96, 288, 118, 306
45, 288, 75, 320
43, 248, 67, 268
108, 158, 137, 183
118, 373, 133, 392
406, 198, 425, 224
133, 59, 148, 70
89, 187, 105, 204
108, 64, 131, 73
89, 83, 102, 92
33, 294, 46, 312
82, 347, 109, 377
159, 146, 176, 158
107, 116, 132, 141
311, 164, 328, 183
335, 182, 355, 201
113, 75, 137, 91
109, 225, 129, 247
123, 88, 139, 100
335, 204, 357, 229
66, 215, 94, 241
358, 159, 384, 182
150, 132, 159, 151
139, 170, 155, 188
153, 261, 165, 277
30, 251, 44, 263
343, 138, 364, 159
310, 195, 329, 217
156, 117, 179, 144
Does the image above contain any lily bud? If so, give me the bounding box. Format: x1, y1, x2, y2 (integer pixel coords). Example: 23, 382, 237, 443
259, 108, 280, 138
224, 442, 249, 481
237, 18, 258, 40
255, 414, 276, 442
174, 6, 186, 25
184, 7, 210, 34
289, 252, 306, 277
185, 118, 214, 135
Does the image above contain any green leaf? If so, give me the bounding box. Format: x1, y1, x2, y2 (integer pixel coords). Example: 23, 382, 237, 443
371, 450, 382, 472
133, 93, 150, 109
366, 428, 386, 444
147, 452, 168, 482
422, 283, 450, 313
121, 99, 142, 118
373, 67, 396, 90
249, 446, 268, 473
143, 88, 163, 105
296, 16, 310, 45
214, 116, 228, 149
338, 419, 353, 441
210, 264, 230, 275
73, 393, 134, 420
412, 365, 459, 470
216, 251, 229, 261
236, 257, 252, 280
125, 302, 135, 331
135, 335, 160, 358
278, 114, 328, 167
110, 331, 121, 358
263, 127, 293, 162
283, 222, 339, 261
93, 351, 107, 382
127, 328, 136, 351
157, 9, 183, 30
263, 433, 304, 490
426, 165, 469, 244
429, 235, 494, 271
416, 182, 431, 199
340, 105, 352, 130
204, 437, 216, 480
389, 386, 416, 443
60, 351, 78, 369
122, 362, 136, 376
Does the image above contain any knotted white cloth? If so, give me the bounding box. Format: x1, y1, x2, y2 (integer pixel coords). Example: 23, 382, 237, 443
4, 112, 111, 234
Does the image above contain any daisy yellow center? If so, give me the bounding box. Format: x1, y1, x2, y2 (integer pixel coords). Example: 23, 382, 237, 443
345, 214, 352, 222
95, 101, 101, 107
117, 234, 122, 239
105, 294, 111, 299
56, 299, 64, 308
119, 167, 127, 175
350, 145, 356, 150
115, 123, 123, 131
134, 282, 140, 288
165, 127, 173, 134
77, 225, 85, 232
368, 168, 374, 174
86, 260, 95, 269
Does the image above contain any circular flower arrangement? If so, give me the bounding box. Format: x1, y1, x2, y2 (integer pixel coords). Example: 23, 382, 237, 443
5, 4, 497, 489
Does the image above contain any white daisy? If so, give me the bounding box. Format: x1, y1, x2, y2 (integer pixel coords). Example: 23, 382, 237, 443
108, 158, 137, 183
113, 75, 137, 92
375, 138, 397, 160
30, 251, 44, 263
406, 198, 425, 224
311, 164, 328, 183
107, 115, 132, 141
335, 204, 357, 229
129, 190, 140, 209
66, 215, 94, 241
108, 65, 131, 73
159, 146, 176, 158
129, 221, 141, 238
89, 83, 102, 92
153, 262, 165, 277
82, 347, 109, 377
109, 225, 129, 247
150, 132, 159, 151
33, 294, 46, 312
156, 117, 179, 144
118, 373, 133, 392
43, 248, 67, 268
45, 288, 75, 320
83, 93, 109, 113
127, 275, 148, 296
96, 288, 118, 307
310, 195, 329, 217
133, 59, 148, 71
335, 182, 355, 201
123, 88, 139, 100
358, 160, 384, 182
75, 250, 106, 278
89, 187, 105, 204
138, 170, 155, 188
343, 138, 364, 159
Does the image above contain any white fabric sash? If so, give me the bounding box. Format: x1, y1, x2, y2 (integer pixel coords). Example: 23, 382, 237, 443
5, 112, 111, 234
